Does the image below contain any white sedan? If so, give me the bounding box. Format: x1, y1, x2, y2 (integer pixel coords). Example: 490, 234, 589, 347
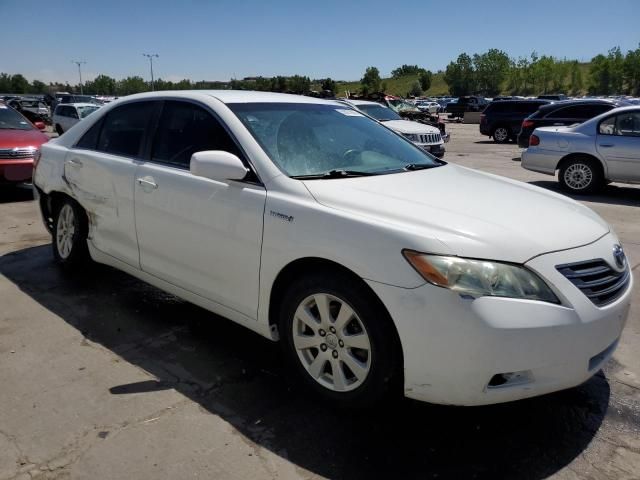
34, 91, 632, 407
522, 105, 640, 193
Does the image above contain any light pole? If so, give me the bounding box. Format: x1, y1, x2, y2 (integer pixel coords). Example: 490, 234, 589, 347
142, 53, 159, 91
72, 60, 87, 95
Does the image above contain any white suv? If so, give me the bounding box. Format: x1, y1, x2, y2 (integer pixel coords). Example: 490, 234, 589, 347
34, 91, 632, 407
53, 103, 100, 135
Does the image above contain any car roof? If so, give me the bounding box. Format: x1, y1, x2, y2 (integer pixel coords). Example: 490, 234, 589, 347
120, 90, 343, 105
538, 98, 621, 110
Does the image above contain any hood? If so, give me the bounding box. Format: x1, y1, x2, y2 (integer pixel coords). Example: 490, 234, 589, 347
303, 164, 609, 263
381, 119, 440, 135
0, 128, 49, 149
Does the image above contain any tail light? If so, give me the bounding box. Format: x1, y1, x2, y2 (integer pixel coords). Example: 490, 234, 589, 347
529, 135, 540, 146
522, 120, 535, 128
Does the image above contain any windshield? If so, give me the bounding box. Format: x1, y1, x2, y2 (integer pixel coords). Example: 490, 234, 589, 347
0, 106, 34, 130
229, 103, 440, 178
356, 104, 402, 122
77, 106, 99, 118
387, 99, 419, 112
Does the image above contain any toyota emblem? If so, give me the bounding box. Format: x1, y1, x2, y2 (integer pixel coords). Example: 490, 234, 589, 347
613, 244, 626, 270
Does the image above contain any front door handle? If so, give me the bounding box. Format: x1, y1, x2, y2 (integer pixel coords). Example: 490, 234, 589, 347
137, 177, 158, 189
599, 144, 614, 148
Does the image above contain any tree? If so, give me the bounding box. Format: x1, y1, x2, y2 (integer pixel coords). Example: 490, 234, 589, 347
472, 49, 510, 96
444, 53, 475, 96
360, 66, 381, 95
588, 54, 611, 94
569, 61, 584, 95
288, 75, 311, 94
321, 77, 336, 93
91, 74, 117, 95
624, 44, 640, 95
408, 81, 422, 97
608, 47, 625, 94
391, 64, 426, 78
10, 74, 30, 94
30, 80, 47, 94
418, 70, 433, 92
117, 76, 147, 95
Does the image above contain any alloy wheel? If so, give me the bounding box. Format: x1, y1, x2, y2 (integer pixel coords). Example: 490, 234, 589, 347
292, 293, 371, 392
494, 127, 509, 142
56, 204, 76, 259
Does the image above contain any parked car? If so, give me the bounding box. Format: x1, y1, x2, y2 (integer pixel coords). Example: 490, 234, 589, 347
538, 94, 568, 101
522, 105, 640, 193
446, 96, 489, 118
345, 100, 446, 157
7, 98, 50, 117
56, 94, 99, 105
0, 104, 49, 184
34, 91, 632, 407
517, 100, 627, 148
480, 99, 550, 143
415, 100, 441, 114
53, 103, 100, 135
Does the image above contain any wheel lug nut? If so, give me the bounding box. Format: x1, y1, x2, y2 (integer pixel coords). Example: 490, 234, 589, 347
329, 326, 336, 333
320, 344, 327, 351
332, 350, 338, 358
338, 340, 344, 348
319, 329, 326, 337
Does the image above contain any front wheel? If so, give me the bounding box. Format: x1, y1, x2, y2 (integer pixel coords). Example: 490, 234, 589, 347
279, 270, 401, 407
558, 157, 603, 194
52, 199, 90, 268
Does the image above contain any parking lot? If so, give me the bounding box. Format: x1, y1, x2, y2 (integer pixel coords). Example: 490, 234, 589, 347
1, 122, 639, 480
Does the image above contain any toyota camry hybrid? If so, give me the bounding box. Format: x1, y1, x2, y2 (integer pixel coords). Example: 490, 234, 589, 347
33, 91, 633, 407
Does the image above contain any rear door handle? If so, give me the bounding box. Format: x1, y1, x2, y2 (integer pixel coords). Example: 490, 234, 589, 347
66, 158, 83, 168
137, 177, 158, 189
599, 144, 614, 148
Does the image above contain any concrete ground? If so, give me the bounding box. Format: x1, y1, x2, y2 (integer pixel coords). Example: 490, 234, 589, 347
0, 123, 639, 480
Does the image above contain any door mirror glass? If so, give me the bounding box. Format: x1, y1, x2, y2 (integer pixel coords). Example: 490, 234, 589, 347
190, 151, 248, 181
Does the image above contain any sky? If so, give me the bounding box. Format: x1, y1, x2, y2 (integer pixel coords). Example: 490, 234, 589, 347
1, 0, 639, 85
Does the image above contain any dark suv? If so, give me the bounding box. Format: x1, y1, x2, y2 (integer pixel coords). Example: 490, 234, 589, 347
480, 100, 549, 143
517, 99, 627, 147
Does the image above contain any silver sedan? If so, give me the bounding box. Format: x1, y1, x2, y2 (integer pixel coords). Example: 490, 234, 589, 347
522, 106, 640, 193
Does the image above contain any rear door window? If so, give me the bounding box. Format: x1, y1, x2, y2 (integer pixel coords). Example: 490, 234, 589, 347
96, 102, 156, 157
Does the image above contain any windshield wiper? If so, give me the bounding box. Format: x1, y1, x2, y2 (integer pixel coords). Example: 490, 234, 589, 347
292, 169, 377, 180
403, 163, 439, 171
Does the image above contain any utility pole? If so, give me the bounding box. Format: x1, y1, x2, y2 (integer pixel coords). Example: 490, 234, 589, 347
72, 60, 87, 94
142, 53, 159, 91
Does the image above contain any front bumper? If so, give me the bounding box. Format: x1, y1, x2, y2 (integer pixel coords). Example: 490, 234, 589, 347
418, 143, 445, 158
367, 234, 632, 406
0, 159, 34, 183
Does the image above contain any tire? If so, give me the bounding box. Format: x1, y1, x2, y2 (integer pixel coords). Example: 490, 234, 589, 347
55, 124, 64, 136
52, 198, 90, 268
279, 269, 401, 407
492, 126, 510, 143
558, 157, 603, 194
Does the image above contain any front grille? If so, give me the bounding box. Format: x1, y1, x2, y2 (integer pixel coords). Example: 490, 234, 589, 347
417, 133, 442, 144
556, 259, 630, 306
0, 147, 37, 160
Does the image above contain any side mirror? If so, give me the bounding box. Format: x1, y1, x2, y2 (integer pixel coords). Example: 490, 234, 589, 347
34, 121, 46, 131
190, 151, 249, 182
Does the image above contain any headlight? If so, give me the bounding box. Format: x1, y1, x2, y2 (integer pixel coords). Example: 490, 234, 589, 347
403, 133, 420, 142
403, 250, 559, 303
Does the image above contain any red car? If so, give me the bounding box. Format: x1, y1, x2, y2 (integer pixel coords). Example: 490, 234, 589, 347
0, 105, 49, 185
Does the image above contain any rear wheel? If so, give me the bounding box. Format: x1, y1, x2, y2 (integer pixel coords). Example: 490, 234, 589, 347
279, 270, 401, 407
492, 126, 510, 143
558, 157, 603, 194
52, 198, 90, 268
